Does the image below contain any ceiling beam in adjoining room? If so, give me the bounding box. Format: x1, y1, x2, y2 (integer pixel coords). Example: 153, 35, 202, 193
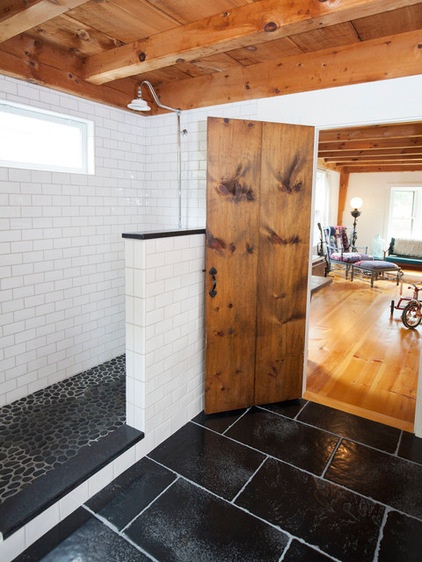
319, 122, 422, 142
341, 164, 422, 173
320, 148, 422, 159
319, 136, 422, 153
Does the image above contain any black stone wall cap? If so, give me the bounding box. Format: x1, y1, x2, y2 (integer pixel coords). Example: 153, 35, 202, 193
122, 228, 205, 240
0, 424, 143, 540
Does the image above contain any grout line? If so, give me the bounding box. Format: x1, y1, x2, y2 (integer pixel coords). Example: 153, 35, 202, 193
83, 504, 157, 561
373, 506, 391, 562
294, 400, 310, 420
320, 437, 343, 479
394, 430, 404, 456
278, 536, 293, 562
120, 475, 180, 534
221, 407, 251, 435
119, 532, 158, 561
231, 455, 268, 504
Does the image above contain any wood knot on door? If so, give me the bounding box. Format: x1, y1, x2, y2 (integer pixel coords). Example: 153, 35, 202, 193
266, 228, 301, 246
275, 155, 304, 194
216, 163, 256, 202
207, 232, 226, 252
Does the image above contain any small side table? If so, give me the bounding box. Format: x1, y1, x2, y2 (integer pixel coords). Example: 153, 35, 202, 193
351, 260, 402, 287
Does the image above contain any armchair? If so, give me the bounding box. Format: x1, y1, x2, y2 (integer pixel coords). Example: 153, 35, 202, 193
321, 224, 373, 278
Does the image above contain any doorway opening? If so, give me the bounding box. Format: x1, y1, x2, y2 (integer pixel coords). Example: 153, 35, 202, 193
304, 121, 422, 432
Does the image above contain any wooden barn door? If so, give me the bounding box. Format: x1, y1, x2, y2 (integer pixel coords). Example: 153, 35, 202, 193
205, 117, 314, 414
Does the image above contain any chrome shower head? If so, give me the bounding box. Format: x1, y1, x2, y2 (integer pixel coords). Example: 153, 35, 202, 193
127, 81, 180, 114
127, 87, 151, 111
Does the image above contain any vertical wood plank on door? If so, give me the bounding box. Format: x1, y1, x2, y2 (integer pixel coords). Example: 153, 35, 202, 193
205, 117, 262, 414
255, 123, 314, 404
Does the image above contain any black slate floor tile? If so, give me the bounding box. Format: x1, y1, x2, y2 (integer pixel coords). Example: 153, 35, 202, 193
326, 439, 422, 519
86, 457, 176, 531
125, 477, 289, 562
297, 401, 401, 453
259, 398, 307, 419
283, 539, 335, 561
14, 508, 93, 561
225, 406, 339, 475
192, 407, 247, 433
398, 431, 422, 464
236, 457, 384, 562
20, 510, 149, 562
148, 421, 265, 500
377, 510, 422, 562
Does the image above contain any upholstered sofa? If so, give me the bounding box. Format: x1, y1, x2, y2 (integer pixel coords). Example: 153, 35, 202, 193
384, 237, 422, 270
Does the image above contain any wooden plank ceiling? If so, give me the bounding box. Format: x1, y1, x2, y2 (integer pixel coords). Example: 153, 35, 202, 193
0, 0, 421, 173
318, 122, 422, 173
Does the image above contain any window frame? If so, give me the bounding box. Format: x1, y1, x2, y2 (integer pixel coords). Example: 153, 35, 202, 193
0, 100, 94, 175
388, 185, 422, 239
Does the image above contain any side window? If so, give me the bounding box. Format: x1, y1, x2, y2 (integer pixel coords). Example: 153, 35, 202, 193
389, 187, 422, 238
0, 101, 94, 174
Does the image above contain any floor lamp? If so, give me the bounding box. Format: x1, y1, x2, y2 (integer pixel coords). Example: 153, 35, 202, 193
350, 197, 363, 251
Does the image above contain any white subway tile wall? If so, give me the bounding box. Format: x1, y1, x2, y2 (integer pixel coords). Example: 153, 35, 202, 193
124, 233, 206, 444
0, 76, 146, 405
0, 73, 257, 407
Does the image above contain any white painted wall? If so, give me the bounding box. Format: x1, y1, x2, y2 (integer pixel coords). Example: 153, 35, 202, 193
256, 75, 422, 128
343, 172, 422, 251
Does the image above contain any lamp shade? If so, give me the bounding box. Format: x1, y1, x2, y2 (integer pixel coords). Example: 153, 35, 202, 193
350, 197, 363, 210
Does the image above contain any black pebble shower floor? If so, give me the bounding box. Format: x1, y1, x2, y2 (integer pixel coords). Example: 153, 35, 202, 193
0, 355, 126, 503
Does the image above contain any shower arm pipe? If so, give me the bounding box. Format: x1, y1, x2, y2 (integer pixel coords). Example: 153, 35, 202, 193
139, 80, 180, 115
140, 80, 182, 230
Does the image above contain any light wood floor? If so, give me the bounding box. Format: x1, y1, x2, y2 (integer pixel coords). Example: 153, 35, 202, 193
304, 268, 421, 432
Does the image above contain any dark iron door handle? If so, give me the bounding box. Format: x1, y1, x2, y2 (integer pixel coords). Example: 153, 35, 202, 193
209, 267, 217, 298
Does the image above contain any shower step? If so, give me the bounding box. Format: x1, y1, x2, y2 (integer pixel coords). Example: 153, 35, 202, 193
0, 424, 144, 540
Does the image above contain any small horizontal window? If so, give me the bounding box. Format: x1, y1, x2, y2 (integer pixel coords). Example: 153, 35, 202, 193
0, 101, 94, 174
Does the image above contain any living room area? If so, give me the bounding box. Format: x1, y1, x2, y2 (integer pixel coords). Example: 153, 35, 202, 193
306, 139, 422, 433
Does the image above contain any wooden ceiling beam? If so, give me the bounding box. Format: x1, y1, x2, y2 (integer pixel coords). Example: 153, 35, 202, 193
82, 0, 420, 85
0, 35, 134, 110
319, 122, 422, 142
323, 156, 422, 165
319, 148, 422, 157
0, 0, 90, 43
319, 137, 422, 152
151, 29, 421, 112
341, 164, 422, 173
324, 158, 422, 164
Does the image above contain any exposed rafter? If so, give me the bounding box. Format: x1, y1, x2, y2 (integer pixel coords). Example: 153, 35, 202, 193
0, 0, 90, 42
319, 122, 422, 173
81, 0, 419, 85
152, 29, 421, 111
